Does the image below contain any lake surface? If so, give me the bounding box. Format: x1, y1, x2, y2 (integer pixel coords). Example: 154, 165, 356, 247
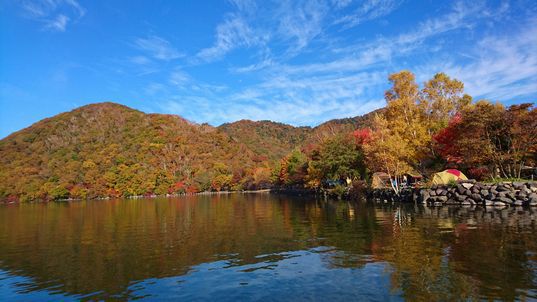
1, 194, 537, 301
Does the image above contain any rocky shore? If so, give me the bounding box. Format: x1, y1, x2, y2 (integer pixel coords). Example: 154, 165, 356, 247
370, 181, 537, 207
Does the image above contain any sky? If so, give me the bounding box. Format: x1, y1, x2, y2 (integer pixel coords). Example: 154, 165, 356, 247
1, 0, 536, 138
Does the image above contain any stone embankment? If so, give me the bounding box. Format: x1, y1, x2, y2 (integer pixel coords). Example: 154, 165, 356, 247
370, 181, 537, 207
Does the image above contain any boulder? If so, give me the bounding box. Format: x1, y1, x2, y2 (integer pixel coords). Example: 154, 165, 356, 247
497, 185, 509, 192
436, 196, 448, 202
466, 198, 476, 205
456, 184, 466, 195
496, 197, 513, 204
517, 191, 528, 198
456, 194, 466, 202
513, 181, 525, 189
462, 183, 474, 189
471, 194, 483, 202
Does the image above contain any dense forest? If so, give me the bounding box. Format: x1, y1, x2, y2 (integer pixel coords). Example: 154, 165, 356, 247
0, 71, 535, 201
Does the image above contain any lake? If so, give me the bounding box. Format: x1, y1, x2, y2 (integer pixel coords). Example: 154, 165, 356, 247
1, 193, 536, 301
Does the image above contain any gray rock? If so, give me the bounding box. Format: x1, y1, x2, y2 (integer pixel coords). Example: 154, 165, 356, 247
437, 196, 448, 202
493, 201, 506, 206
497, 197, 513, 204
498, 192, 508, 198
484, 200, 494, 206
461, 200, 472, 206
513, 181, 525, 189
471, 194, 483, 202
497, 185, 509, 192
433, 202, 443, 207
480, 189, 489, 196
514, 200, 524, 206
462, 183, 474, 189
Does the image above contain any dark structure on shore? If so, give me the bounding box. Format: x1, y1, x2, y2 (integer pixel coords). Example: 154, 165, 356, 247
369, 181, 537, 207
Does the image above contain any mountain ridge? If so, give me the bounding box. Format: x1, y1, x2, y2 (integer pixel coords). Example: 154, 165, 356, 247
0, 101, 380, 201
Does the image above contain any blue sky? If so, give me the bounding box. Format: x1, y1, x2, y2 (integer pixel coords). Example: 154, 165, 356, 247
1, 0, 536, 138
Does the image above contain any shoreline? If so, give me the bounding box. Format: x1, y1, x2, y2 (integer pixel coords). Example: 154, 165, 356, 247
369, 180, 537, 208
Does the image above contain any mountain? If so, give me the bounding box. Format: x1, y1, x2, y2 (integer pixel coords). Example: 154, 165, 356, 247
0, 102, 380, 201
218, 120, 311, 161
303, 108, 384, 148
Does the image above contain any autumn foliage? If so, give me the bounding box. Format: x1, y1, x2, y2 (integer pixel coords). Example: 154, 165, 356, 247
0, 71, 535, 201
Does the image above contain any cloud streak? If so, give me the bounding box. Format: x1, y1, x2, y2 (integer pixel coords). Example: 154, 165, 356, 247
20, 0, 85, 32
135, 36, 185, 61
334, 0, 402, 28
135, 1, 536, 127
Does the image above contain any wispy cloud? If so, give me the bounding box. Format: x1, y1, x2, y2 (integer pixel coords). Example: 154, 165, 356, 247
132, 1, 536, 127
135, 36, 185, 61
197, 15, 265, 62
147, 1, 535, 127
169, 70, 191, 88
45, 14, 69, 31
276, 0, 329, 54
19, 0, 85, 32
334, 0, 402, 28
129, 56, 151, 65
272, 1, 487, 77
439, 20, 537, 100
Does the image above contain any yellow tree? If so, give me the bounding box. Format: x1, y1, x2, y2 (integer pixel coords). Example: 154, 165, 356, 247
421, 72, 472, 133
383, 71, 429, 170
364, 115, 413, 194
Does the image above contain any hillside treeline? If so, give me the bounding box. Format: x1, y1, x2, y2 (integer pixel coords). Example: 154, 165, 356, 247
0, 71, 535, 201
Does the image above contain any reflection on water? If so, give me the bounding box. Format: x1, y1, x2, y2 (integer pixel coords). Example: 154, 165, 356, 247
0, 194, 536, 301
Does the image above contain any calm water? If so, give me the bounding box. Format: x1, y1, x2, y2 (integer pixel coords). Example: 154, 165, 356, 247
1, 194, 536, 301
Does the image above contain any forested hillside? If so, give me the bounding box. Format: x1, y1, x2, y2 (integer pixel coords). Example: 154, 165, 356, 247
0, 103, 259, 201
0, 101, 377, 201
1, 71, 535, 202
218, 120, 310, 161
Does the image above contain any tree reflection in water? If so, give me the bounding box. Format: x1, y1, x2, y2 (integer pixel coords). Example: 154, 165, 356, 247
0, 195, 536, 300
